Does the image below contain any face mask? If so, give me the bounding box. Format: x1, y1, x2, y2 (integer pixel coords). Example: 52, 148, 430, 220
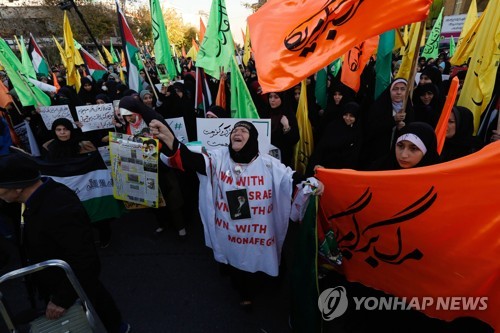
102, 86, 108, 91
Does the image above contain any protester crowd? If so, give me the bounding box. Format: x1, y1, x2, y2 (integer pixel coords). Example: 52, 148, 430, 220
0, 45, 499, 332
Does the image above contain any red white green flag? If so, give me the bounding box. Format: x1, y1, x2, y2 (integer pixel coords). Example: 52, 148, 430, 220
116, 0, 141, 91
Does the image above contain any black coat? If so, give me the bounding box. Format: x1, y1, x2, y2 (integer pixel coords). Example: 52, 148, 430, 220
23, 178, 100, 308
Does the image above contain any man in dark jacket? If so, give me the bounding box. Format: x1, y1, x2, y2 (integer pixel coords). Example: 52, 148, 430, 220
0, 153, 129, 333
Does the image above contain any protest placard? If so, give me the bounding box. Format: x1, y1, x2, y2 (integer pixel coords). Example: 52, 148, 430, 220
39, 105, 75, 130
166, 117, 189, 143
196, 118, 271, 153
76, 103, 114, 132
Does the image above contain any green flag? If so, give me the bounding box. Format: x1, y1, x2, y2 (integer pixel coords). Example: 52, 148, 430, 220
290, 196, 320, 332
196, 0, 235, 79
329, 58, 342, 77
20, 36, 37, 80
449, 36, 456, 57
110, 42, 119, 63
374, 30, 395, 99
230, 56, 259, 119
0, 38, 51, 106
421, 7, 444, 60
315, 67, 328, 110
150, 0, 176, 81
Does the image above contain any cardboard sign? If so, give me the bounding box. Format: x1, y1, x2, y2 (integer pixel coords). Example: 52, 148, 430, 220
196, 118, 271, 153
166, 117, 189, 144
76, 103, 114, 132
39, 105, 75, 130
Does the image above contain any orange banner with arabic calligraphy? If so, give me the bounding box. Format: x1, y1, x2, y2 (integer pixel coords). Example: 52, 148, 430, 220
316, 142, 500, 331
248, 0, 432, 93
340, 36, 379, 92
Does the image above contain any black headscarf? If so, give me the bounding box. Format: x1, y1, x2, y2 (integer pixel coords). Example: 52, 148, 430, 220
421, 66, 442, 87
46, 118, 81, 160
78, 77, 98, 104
441, 106, 477, 162
228, 121, 259, 163
413, 83, 442, 128
118, 96, 167, 126
370, 122, 440, 170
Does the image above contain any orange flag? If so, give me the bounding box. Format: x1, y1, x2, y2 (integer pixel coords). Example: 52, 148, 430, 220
340, 35, 379, 92
0, 80, 14, 109
52, 72, 61, 93
192, 38, 199, 52
435, 77, 459, 154
316, 142, 500, 331
215, 72, 226, 110
199, 17, 206, 43
248, 0, 432, 93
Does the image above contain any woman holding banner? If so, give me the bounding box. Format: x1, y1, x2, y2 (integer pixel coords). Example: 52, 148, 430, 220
148, 118, 324, 309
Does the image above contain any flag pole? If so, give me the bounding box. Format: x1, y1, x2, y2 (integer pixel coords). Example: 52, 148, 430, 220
139, 56, 159, 101
17, 70, 43, 108
403, 20, 427, 112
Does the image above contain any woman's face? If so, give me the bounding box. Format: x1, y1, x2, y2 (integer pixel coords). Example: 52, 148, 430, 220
230, 126, 250, 152
333, 91, 343, 105
419, 91, 434, 105
268, 93, 282, 109
446, 112, 457, 139
390, 82, 407, 103
395, 140, 424, 168
83, 83, 92, 92
96, 99, 106, 105
294, 88, 301, 102
419, 74, 432, 86
142, 94, 153, 107
55, 125, 71, 141
124, 114, 138, 124
343, 112, 356, 126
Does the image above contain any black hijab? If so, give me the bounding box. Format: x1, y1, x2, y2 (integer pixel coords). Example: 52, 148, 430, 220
228, 121, 259, 164
118, 96, 167, 126
441, 106, 477, 162
46, 118, 81, 160
413, 83, 442, 128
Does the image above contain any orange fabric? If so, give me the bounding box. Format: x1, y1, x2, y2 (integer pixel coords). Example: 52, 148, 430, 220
0, 80, 13, 109
248, 0, 432, 93
192, 39, 199, 52
340, 36, 379, 92
52, 72, 61, 93
435, 77, 459, 154
215, 73, 226, 110
316, 142, 500, 331
199, 18, 206, 44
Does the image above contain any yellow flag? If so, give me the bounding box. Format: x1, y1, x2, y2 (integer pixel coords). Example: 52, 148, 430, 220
399, 25, 409, 54
456, 0, 478, 49
394, 27, 405, 51
243, 23, 251, 66
53, 36, 67, 67
450, 8, 484, 66
102, 45, 114, 64
293, 80, 314, 175
97, 51, 106, 66
397, 22, 422, 81
63, 11, 80, 91
186, 45, 198, 61
457, 0, 500, 132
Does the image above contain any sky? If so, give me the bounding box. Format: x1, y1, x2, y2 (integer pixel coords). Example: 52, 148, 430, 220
158, 0, 253, 45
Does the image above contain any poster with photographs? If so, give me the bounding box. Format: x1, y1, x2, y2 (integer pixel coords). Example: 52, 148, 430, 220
226, 189, 251, 220
109, 132, 160, 208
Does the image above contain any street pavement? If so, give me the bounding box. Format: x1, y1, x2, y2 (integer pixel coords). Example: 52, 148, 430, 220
0, 208, 494, 333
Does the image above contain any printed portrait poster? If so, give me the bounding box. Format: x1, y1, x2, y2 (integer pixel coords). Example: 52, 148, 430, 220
226, 189, 251, 220
38, 105, 76, 130
76, 103, 114, 132
196, 118, 271, 153
109, 132, 160, 208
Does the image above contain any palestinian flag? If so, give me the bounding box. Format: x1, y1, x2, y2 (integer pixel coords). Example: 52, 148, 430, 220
116, 0, 141, 92
28, 33, 49, 77
80, 47, 107, 81
38, 152, 124, 223
194, 67, 212, 116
